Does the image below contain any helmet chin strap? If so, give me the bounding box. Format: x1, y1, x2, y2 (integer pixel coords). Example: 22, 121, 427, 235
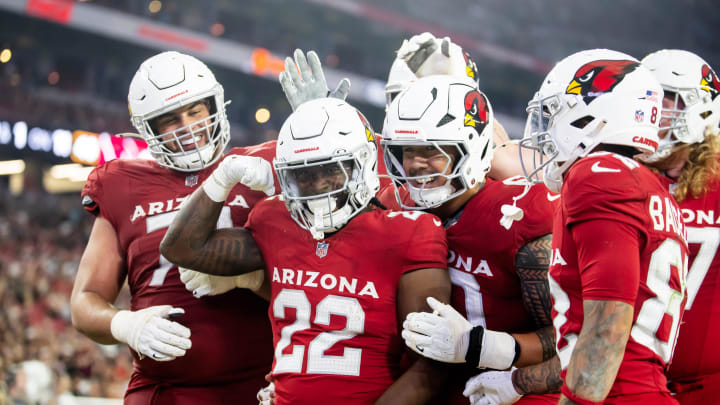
408, 182, 456, 208
306, 197, 353, 240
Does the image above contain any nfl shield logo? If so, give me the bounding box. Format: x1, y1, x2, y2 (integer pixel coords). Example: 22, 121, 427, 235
316, 241, 329, 258
634, 110, 645, 123
185, 175, 199, 187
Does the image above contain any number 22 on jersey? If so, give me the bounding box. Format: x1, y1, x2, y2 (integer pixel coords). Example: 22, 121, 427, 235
273, 289, 365, 376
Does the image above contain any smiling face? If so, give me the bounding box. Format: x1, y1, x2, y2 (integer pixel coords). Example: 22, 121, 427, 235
152, 100, 211, 153
401, 144, 457, 189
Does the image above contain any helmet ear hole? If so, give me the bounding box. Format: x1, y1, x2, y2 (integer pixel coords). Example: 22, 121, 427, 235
570, 115, 595, 129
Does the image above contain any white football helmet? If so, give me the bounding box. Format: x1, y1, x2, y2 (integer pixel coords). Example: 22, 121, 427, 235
519, 49, 663, 192
274, 98, 380, 240
385, 33, 479, 108
382, 75, 494, 209
128, 51, 230, 172
639, 49, 720, 163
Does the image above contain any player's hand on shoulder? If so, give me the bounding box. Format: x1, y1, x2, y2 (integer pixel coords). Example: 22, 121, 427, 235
279, 48, 350, 111
204, 155, 275, 202
110, 305, 191, 361
403, 297, 519, 370
179, 267, 265, 298
463, 369, 522, 405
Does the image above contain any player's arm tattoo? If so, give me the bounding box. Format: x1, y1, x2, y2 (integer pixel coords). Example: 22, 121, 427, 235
512, 356, 562, 395
516, 234, 555, 360
160, 187, 264, 276
561, 299, 633, 403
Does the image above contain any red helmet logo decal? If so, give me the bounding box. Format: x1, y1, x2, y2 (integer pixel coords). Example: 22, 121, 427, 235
566, 59, 640, 104
356, 111, 374, 142
464, 90, 490, 131
463, 51, 478, 81
701, 64, 720, 98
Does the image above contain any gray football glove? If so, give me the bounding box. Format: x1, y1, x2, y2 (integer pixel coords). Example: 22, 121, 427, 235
279, 49, 350, 111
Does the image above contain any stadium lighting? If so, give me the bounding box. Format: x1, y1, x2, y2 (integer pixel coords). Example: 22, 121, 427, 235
255, 107, 270, 124
148, 0, 162, 13
0, 160, 25, 175
48, 163, 93, 181
210, 23, 225, 36
0, 49, 11, 63
48, 71, 60, 85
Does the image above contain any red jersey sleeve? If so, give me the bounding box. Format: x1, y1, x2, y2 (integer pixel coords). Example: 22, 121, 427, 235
401, 212, 447, 273
243, 193, 271, 230
81, 165, 103, 215
572, 218, 641, 304
563, 154, 647, 231
80, 161, 118, 224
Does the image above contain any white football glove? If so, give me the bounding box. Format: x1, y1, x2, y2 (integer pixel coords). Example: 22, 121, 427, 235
396, 32, 471, 80
110, 305, 191, 361
464, 369, 522, 405
279, 48, 350, 111
203, 155, 275, 202
256, 382, 275, 405
402, 296, 473, 363
179, 267, 265, 298
402, 297, 518, 370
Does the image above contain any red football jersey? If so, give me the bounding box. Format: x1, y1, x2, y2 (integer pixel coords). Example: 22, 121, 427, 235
659, 176, 720, 382
377, 177, 560, 404
81, 143, 277, 397
446, 176, 556, 332
551, 152, 688, 399
245, 198, 447, 405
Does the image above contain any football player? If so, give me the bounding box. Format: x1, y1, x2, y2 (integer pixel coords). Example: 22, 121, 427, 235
517, 49, 687, 404
638, 49, 720, 404
70, 51, 278, 404
281, 33, 530, 186
384, 32, 534, 181
382, 75, 560, 405
160, 97, 452, 405
279, 43, 558, 404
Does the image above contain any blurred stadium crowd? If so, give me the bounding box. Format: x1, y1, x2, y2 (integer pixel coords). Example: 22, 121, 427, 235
0, 187, 131, 404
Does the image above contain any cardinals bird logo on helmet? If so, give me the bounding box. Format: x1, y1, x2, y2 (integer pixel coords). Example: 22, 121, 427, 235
356, 111, 375, 142
567, 60, 640, 104
463, 51, 478, 81
701, 64, 720, 98
463, 90, 490, 131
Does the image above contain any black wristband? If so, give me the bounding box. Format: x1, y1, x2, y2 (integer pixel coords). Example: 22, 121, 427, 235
465, 326, 484, 367
512, 338, 521, 365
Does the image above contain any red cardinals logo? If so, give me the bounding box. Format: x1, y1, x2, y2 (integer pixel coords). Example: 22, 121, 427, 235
463, 51, 478, 81
566, 60, 640, 104
464, 90, 490, 131
701, 64, 720, 98
356, 111, 374, 142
